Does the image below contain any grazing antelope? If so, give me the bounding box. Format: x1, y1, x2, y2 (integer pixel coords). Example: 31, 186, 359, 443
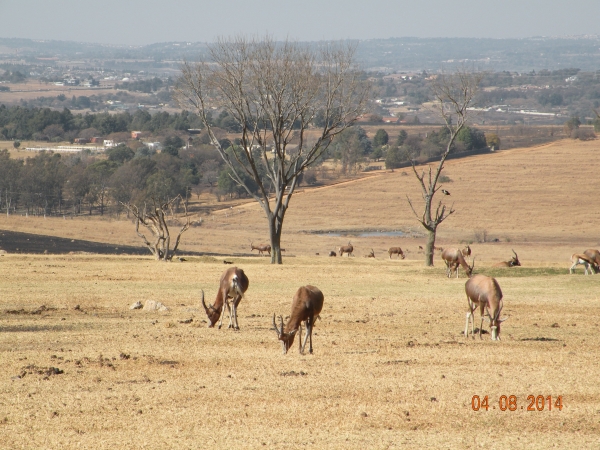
338, 242, 354, 257
583, 249, 600, 273
272, 285, 324, 355
328, 250, 337, 257
388, 247, 406, 259
441, 248, 474, 278
434, 246, 444, 252
492, 250, 521, 268
441, 189, 451, 196
570, 253, 596, 275
465, 274, 506, 340
201, 267, 249, 330
251, 242, 271, 256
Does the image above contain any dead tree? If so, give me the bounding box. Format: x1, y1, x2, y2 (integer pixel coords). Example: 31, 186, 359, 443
175, 36, 369, 264
406, 70, 482, 266
121, 195, 190, 261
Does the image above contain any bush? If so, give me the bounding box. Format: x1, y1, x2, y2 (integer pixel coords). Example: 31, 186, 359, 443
571, 128, 596, 141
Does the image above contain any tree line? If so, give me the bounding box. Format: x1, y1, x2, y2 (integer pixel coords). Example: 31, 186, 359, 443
0, 141, 224, 217
0, 105, 204, 141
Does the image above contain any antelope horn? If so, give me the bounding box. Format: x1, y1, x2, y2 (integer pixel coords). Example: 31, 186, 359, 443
512, 249, 518, 258
279, 315, 285, 335
272, 314, 281, 336
200, 289, 209, 313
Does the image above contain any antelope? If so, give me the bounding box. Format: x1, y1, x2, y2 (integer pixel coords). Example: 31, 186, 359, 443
492, 250, 521, 267
570, 253, 596, 275
583, 249, 600, 273
388, 247, 405, 259
328, 250, 336, 257
465, 274, 506, 340
441, 248, 474, 278
201, 267, 249, 330
461, 245, 472, 258
338, 242, 354, 257
272, 285, 324, 355
366, 249, 375, 258
251, 242, 271, 256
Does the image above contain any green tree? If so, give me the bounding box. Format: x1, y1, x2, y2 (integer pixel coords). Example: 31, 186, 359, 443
486, 133, 501, 150
373, 129, 389, 147
162, 135, 184, 156
385, 146, 406, 169
396, 129, 407, 146
563, 116, 581, 137
106, 144, 135, 164
13, 141, 20, 149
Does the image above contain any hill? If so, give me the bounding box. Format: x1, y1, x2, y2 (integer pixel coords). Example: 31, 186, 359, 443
0, 138, 597, 265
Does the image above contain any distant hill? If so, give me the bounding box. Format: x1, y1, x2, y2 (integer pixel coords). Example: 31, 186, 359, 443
1, 36, 600, 72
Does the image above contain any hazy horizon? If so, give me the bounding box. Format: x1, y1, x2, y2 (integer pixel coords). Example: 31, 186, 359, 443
1, 0, 599, 46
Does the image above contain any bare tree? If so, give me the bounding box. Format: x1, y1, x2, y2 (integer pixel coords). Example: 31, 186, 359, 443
121, 195, 190, 261
175, 36, 370, 264
407, 70, 483, 266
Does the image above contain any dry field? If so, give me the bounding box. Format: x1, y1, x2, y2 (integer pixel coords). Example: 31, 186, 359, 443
1, 139, 600, 448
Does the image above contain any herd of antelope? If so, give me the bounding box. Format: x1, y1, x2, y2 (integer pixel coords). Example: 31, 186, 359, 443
199, 241, 598, 353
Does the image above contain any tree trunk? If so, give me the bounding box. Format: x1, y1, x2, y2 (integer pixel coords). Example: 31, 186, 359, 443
268, 213, 284, 264
425, 228, 436, 267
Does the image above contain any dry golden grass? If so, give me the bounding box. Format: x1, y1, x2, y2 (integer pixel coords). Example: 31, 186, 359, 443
1, 139, 600, 448
1, 256, 599, 448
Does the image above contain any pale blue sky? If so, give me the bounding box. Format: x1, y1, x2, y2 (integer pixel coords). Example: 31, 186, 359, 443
0, 0, 599, 45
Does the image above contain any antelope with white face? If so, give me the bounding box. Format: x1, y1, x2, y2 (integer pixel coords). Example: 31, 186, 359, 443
338, 242, 354, 257
462, 245, 472, 259
570, 253, 596, 275
441, 248, 474, 278
492, 250, 521, 268
251, 242, 271, 256
465, 274, 507, 341
272, 285, 324, 355
388, 247, 405, 259
201, 266, 249, 330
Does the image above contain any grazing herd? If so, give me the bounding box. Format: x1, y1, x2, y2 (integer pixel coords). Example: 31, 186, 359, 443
199, 242, 599, 354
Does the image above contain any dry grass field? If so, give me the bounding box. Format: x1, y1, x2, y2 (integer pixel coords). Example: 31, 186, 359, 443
2, 139, 600, 448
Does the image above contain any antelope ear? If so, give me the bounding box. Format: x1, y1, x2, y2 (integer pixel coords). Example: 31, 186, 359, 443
289, 329, 298, 337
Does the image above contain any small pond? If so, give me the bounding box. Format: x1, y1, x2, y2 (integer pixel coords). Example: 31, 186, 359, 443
309, 230, 405, 238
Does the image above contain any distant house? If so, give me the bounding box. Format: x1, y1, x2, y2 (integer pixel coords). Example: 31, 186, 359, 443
382, 116, 400, 124
74, 138, 90, 144
104, 140, 115, 148
82, 79, 99, 88
90, 137, 104, 144
146, 142, 162, 151
131, 131, 142, 139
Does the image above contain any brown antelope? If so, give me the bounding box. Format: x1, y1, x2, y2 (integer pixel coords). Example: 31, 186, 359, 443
461, 245, 472, 258
441, 248, 474, 278
388, 247, 405, 259
366, 249, 375, 258
465, 274, 506, 341
583, 249, 600, 273
338, 242, 354, 257
272, 285, 324, 355
570, 253, 596, 275
492, 250, 521, 268
251, 242, 271, 256
201, 267, 249, 330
